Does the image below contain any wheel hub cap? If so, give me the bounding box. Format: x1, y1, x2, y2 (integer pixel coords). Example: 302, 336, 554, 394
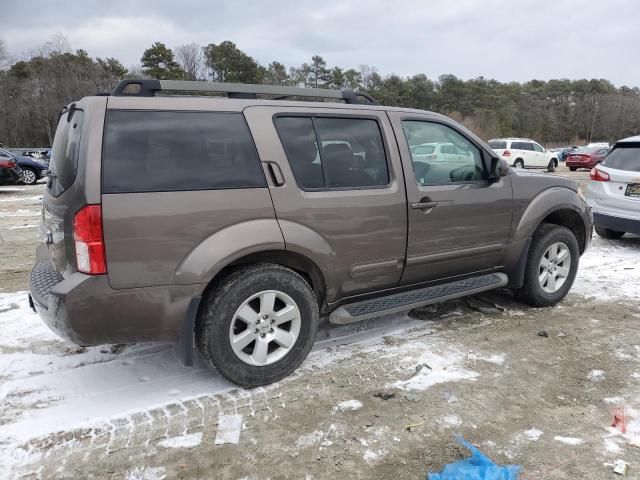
538, 242, 571, 294
229, 290, 301, 366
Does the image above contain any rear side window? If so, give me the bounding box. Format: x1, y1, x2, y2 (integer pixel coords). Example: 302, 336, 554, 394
488, 140, 507, 149
102, 111, 265, 193
602, 144, 640, 172
48, 109, 84, 197
274, 116, 389, 190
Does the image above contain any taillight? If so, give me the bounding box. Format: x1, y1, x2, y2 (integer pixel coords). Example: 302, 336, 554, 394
0, 159, 17, 168
503, 150, 511, 157
73, 205, 107, 274
590, 167, 610, 182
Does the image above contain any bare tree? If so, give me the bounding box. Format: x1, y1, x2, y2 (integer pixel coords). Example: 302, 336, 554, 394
174, 43, 203, 80
0, 39, 7, 68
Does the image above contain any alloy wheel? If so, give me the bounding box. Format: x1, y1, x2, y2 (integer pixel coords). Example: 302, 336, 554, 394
538, 241, 571, 293
229, 290, 301, 366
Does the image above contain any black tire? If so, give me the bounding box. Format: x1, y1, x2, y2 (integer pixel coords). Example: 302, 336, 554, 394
196, 263, 319, 387
20, 167, 38, 185
569, 167, 577, 172
595, 226, 625, 240
547, 160, 556, 172
513, 159, 524, 168
517, 223, 580, 307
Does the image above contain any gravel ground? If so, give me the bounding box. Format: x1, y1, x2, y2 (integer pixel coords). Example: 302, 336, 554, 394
2, 167, 640, 480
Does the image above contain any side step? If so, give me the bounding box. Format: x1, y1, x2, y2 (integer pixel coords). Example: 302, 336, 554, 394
329, 273, 508, 325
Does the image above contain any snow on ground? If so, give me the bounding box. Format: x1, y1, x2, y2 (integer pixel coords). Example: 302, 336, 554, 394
158, 432, 202, 449
573, 235, 640, 300
554, 436, 583, 445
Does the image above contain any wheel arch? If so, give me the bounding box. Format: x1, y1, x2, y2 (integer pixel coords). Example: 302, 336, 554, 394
198, 249, 328, 312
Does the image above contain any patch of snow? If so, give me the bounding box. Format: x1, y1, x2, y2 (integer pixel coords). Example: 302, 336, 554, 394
215, 414, 243, 445
0, 209, 39, 217
588, 369, 605, 381
333, 399, 363, 412
296, 431, 324, 448
363, 448, 386, 464
125, 467, 166, 480
441, 414, 462, 427
158, 432, 202, 449
604, 438, 621, 453
9, 224, 38, 230
524, 428, 543, 441
554, 436, 583, 445
390, 349, 479, 391
604, 396, 625, 405
573, 236, 640, 300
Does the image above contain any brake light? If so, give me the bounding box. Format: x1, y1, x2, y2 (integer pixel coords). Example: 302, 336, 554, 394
503, 150, 511, 157
590, 167, 610, 182
0, 159, 17, 168
73, 205, 106, 274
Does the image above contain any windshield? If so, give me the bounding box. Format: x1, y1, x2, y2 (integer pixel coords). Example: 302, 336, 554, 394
573, 147, 600, 154
602, 143, 640, 172
0, 147, 15, 158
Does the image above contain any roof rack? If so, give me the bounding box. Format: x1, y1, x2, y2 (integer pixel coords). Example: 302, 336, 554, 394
110, 80, 378, 105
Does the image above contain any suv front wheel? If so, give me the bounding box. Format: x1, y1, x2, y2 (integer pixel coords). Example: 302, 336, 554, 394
196, 263, 319, 387
517, 224, 579, 307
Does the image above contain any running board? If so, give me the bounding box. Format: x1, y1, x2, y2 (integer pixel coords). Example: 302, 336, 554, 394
329, 273, 508, 325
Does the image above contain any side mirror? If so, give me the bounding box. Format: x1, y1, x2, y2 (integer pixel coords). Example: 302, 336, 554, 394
489, 157, 509, 181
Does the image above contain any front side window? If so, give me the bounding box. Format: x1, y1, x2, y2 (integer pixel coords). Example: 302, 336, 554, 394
402, 121, 486, 185
102, 111, 265, 193
532, 143, 544, 152
274, 116, 389, 189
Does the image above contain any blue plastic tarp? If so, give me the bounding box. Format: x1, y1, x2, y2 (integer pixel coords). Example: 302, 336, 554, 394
428, 436, 521, 480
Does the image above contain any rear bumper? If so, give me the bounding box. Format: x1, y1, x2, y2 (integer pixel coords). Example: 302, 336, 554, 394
30, 245, 203, 345
593, 212, 640, 235
566, 160, 596, 169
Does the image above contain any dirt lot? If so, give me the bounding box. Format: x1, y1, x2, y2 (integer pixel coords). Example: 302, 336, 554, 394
2, 167, 640, 480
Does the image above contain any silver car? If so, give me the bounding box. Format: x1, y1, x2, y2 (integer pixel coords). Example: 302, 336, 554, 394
586, 136, 640, 239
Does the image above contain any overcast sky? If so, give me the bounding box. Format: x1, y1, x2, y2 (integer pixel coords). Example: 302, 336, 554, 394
3, 0, 639, 85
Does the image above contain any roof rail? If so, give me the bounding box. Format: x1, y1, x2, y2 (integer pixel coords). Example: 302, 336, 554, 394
110, 80, 378, 105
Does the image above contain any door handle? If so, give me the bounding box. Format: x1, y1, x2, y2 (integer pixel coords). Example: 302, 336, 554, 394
411, 200, 438, 210
263, 161, 285, 186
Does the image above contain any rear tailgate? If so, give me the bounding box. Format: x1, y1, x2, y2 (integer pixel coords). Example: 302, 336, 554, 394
596, 166, 640, 213
40, 97, 106, 278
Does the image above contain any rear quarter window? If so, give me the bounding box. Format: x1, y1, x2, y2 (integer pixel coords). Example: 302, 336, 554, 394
48, 109, 84, 197
102, 111, 266, 193
602, 144, 640, 172
488, 140, 507, 150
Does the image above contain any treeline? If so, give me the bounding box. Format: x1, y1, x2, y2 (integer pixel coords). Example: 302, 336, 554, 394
2, 36, 640, 147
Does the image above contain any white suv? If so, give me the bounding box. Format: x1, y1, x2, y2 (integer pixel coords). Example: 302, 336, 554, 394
488, 138, 559, 172
586, 136, 640, 239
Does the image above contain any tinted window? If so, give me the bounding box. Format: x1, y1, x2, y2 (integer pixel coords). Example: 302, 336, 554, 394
274, 116, 389, 189
532, 143, 544, 152
48, 109, 84, 197
602, 144, 640, 172
402, 121, 486, 185
521, 143, 534, 151
102, 111, 265, 193
488, 140, 507, 150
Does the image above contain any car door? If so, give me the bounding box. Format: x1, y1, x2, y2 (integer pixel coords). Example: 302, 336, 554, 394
531, 142, 547, 167
388, 112, 513, 285
244, 106, 407, 303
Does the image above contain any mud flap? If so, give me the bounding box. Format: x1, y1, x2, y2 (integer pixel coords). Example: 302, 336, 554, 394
175, 296, 201, 367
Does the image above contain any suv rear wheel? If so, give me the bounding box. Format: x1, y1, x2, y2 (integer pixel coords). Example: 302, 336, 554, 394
513, 159, 524, 168
595, 226, 625, 239
517, 223, 579, 307
196, 263, 319, 387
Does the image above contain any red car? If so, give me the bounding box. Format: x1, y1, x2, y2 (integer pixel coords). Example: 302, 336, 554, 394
565, 147, 609, 171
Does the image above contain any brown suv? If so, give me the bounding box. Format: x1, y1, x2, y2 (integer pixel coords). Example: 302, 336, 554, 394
30, 80, 592, 387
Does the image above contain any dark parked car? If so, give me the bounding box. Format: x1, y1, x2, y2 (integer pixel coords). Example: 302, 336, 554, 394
0, 147, 49, 185
565, 146, 609, 171
30, 80, 592, 387
0, 154, 23, 185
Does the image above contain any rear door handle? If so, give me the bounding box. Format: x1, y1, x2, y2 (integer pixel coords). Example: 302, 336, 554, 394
411, 201, 438, 210
263, 161, 285, 186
